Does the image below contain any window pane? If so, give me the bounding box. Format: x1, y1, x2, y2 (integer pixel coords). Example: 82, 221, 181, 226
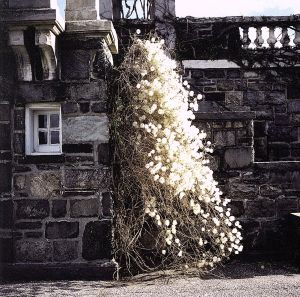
38, 114, 47, 128
50, 131, 60, 144
38, 131, 48, 145
50, 114, 59, 128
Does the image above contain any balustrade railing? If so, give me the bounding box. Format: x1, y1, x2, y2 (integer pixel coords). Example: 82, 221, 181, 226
238, 19, 300, 49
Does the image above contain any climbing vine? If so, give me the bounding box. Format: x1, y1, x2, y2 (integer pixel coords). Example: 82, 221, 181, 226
112, 33, 243, 275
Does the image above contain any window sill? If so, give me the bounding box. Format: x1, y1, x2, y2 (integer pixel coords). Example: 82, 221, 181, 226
28, 152, 63, 156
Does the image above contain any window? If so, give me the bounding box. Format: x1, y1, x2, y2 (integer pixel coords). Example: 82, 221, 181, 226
25, 103, 62, 155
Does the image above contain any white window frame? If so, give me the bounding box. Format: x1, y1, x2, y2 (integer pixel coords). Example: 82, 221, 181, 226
25, 103, 62, 155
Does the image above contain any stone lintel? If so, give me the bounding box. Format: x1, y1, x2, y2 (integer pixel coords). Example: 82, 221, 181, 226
65, 20, 118, 54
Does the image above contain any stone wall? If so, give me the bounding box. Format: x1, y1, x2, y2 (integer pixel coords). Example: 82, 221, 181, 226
0, 20, 15, 269
0, 1, 117, 280
184, 67, 300, 162
2, 1, 300, 279
183, 65, 300, 258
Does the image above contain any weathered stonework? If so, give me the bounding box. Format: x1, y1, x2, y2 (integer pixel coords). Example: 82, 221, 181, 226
1, 0, 300, 280
0, 0, 117, 280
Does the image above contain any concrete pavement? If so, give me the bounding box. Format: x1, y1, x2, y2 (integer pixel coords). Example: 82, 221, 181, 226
1, 262, 300, 297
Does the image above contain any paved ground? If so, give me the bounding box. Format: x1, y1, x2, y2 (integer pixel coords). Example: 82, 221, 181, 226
1, 261, 300, 297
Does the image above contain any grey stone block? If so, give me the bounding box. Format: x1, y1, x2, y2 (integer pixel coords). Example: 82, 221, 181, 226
13, 133, 25, 154
29, 171, 61, 198
14, 175, 26, 191
82, 220, 112, 260
243, 91, 265, 107
245, 200, 276, 218
224, 147, 253, 169
98, 143, 110, 165
228, 200, 245, 217
24, 232, 43, 238
0, 238, 13, 263
14, 109, 25, 130
259, 185, 282, 198
213, 130, 235, 147
52, 200, 67, 218
15, 221, 43, 229
191, 69, 204, 78
16, 200, 50, 219
80, 102, 90, 113
205, 70, 225, 79
265, 91, 286, 105
62, 102, 78, 114
0, 124, 11, 150
277, 197, 298, 217
91, 102, 107, 113
0, 103, 10, 121
0, 163, 11, 193
46, 221, 79, 239
227, 182, 258, 200
288, 100, 300, 113
8, 0, 52, 8
62, 115, 109, 143
15, 240, 52, 262
0, 200, 13, 228
53, 241, 78, 262
16, 83, 59, 103
243, 71, 259, 78
217, 80, 234, 91
225, 91, 243, 106
64, 168, 110, 189
61, 50, 91, 80
268, 143, 290, 161
70, 198, 99, 217
102, 192, 112, 217
227, 69, 241, 79
68, 81, 107, 101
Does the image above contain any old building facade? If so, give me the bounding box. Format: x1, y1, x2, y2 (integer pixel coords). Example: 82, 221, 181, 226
0, 0, 300, 279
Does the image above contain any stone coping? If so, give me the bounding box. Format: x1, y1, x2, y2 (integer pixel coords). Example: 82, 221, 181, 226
0, 8, 64, 31
254, 161, 300, 171
65, 20, 118, 54
176, 14, 300, 25
194, 111, 256, 121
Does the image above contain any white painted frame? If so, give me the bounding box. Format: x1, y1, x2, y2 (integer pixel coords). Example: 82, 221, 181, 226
25, 103, 62, 155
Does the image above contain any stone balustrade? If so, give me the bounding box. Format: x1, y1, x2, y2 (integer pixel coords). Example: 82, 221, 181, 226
240, 25, 300, 49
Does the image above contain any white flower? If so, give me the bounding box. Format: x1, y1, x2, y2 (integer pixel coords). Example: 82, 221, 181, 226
136, 29, 141, 34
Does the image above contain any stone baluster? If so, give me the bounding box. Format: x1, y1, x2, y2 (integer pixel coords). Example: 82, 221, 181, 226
248, 27, 257, 49
293, 25, 300, 47
267, 26, 277, 48
241, 27, 251, 49
280, 27, 290, 47
254, 27, 264, 48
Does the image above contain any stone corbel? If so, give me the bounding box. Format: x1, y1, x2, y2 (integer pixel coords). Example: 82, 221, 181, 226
8, 28, 32, 81
35, 27, 57, 80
